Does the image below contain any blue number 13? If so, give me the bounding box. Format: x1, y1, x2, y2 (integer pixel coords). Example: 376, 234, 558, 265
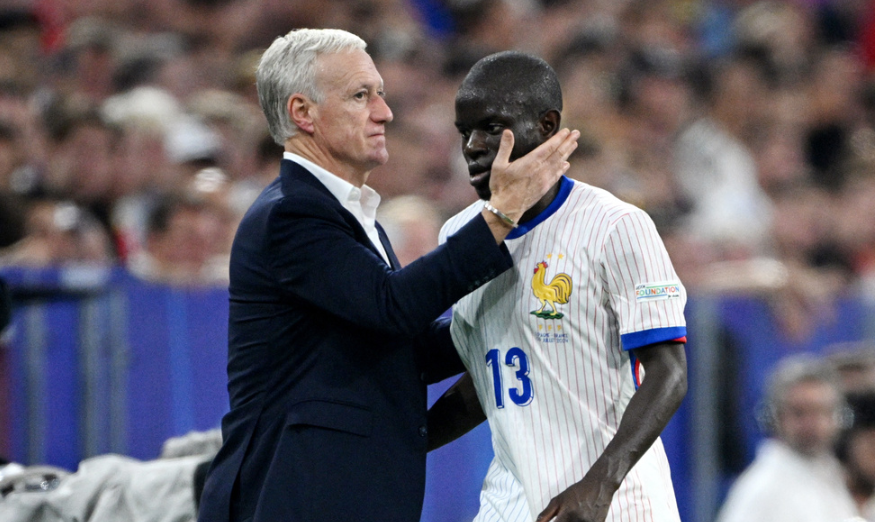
485, 347, 534, 408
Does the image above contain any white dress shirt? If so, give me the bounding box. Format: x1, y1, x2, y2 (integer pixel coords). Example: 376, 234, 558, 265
717, 439, 859, 522
283, 152, 389, 264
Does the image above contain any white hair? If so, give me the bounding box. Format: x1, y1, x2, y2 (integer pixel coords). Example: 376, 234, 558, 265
765, 355, 841, 421
256, 28, 367, 145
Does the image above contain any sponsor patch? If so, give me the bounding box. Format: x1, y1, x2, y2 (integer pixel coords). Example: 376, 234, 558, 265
635, 281, 682, 302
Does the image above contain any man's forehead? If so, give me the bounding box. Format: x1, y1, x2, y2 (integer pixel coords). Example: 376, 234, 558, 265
455, 88, 528, 118
456, 83, 524, 103
316, 50, 382, 88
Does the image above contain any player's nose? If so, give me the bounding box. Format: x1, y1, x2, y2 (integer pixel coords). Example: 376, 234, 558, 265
464, 130, 489, 157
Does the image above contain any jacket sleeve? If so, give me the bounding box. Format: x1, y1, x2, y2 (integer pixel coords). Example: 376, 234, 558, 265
416, 314, 467, 384
267, 196, 512, 338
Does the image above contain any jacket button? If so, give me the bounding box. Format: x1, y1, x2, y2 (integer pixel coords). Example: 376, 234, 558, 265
419, 425, 428, 437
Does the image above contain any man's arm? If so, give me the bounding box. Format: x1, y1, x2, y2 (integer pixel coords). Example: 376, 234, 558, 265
417, 315, 467, 385
536, 341, 687, 522
427, 372, 486, 452
265, 130, 578, 339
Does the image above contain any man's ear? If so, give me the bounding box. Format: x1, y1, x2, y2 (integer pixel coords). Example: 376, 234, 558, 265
288, 94, 315, 135
539, 109, 561, 138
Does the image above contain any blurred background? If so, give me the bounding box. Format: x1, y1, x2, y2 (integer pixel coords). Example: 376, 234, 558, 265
2, 0, 875, 520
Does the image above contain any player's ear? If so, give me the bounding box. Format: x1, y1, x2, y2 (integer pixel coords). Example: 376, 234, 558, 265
538, 110, 561, 138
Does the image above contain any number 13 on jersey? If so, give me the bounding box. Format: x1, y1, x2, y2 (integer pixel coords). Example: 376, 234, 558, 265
485, 347, 534, 408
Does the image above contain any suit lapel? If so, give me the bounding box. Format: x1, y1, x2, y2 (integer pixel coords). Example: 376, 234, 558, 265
376, 222, 401, 270
281, 159, 396, 268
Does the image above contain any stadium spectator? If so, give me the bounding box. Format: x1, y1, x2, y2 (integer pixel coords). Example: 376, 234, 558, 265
127, 194, 231, 286
838, 391, 875, 520
674, 55, 775, 258
0, 121, 27, 249
829, 344, 875, 395
0, 198, 113, 267
716, 355, 858, 522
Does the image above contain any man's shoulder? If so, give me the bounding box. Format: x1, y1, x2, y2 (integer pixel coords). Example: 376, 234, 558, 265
232, 171, 349, 260
243, 170, 338, 223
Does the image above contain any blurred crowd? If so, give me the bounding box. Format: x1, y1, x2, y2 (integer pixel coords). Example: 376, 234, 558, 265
1, 0, 875, 335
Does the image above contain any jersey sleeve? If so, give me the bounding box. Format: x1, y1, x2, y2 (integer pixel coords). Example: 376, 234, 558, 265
601, 209, 687, 351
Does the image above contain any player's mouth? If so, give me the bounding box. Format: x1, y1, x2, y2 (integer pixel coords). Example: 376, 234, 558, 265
468, 165, 491, 186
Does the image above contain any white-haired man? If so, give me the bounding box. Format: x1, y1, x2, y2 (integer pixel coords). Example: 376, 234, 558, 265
196, 28, 578, 522
717, 355, 859, 522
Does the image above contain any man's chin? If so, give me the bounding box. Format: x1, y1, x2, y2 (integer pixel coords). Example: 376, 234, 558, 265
474, 185, 491, 201
370, 150, 390, 167
470, 173, 491, 201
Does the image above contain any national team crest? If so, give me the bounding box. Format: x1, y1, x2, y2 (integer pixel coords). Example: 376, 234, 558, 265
530, 260, 573, 319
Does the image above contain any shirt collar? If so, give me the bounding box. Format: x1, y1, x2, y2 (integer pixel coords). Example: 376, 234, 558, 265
504, 176, 573, 240
284, 152, 355, 204
283, 152, 382, 215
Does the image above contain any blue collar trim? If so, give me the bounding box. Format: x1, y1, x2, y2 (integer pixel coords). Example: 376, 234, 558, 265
505, 176, 573, 240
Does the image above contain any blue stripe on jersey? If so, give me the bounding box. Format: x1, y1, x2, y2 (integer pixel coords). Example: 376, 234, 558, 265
621, 326, 687, 351
505, 176, 573, 240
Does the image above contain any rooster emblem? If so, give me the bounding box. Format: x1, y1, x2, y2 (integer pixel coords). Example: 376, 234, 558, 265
530, 261, 573, 319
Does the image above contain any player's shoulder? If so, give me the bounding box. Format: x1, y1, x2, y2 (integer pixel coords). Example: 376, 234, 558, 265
439, 200, 485, 243
566, 179, 647, 221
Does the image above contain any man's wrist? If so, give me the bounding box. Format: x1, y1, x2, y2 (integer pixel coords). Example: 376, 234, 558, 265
484, 201, 518, 228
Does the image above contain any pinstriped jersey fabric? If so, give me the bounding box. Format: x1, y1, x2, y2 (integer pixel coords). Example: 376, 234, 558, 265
440, 178, 685, 522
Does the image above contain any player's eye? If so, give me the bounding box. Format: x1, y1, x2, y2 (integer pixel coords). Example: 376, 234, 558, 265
353, 91, 367, 100
486, 123, 504, 134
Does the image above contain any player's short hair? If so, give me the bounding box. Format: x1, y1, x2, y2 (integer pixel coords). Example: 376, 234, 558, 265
256, 28, 367, 145
457, 51, 562, 120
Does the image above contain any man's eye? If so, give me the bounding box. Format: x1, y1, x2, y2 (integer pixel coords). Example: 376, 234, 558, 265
354, 92, 367, 100
459, 130, 471, 140
486, 124, 504, 134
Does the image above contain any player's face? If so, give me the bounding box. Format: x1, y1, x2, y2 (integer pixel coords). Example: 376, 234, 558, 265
455, 90, 544, 200
310, 50, 393, 180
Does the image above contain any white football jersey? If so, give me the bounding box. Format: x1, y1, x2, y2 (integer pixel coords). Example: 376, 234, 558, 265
440, 177, 686, 522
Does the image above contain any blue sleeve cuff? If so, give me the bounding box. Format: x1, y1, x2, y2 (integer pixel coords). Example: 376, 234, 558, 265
621, 326, 687, 351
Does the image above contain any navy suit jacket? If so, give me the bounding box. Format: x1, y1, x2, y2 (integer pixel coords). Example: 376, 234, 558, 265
198, 160, 513, 522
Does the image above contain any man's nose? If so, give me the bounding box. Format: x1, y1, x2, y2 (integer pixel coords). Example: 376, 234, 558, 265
464, 130, 488, 157
372, 95, 393, 123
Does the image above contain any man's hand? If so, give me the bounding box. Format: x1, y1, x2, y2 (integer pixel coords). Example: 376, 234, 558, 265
486, 128, 579, 226
535, 471, 617, 522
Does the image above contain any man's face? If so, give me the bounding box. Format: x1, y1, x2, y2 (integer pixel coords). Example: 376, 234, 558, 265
776, 380, 841, 457
310, 50, 393, 178
848, 429, 875, 486
455, 89, 543, 200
